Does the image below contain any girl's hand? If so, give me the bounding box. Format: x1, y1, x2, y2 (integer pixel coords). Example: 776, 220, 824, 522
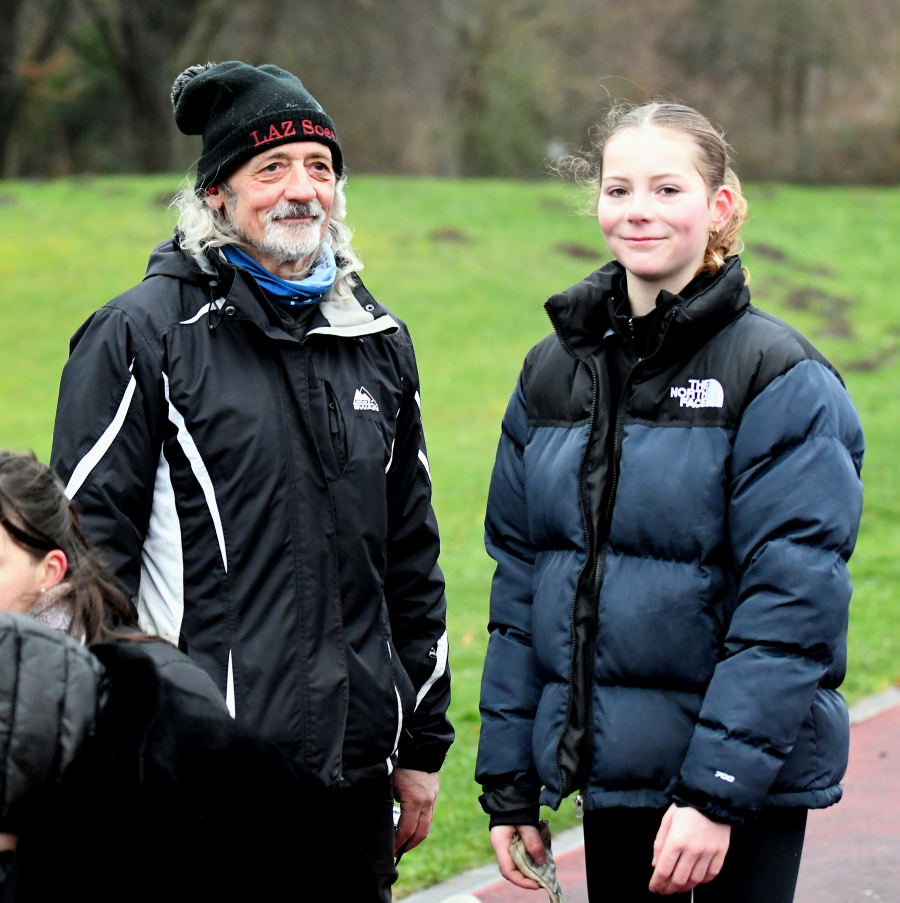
649, 803, 731, 895
490, 824, 546, 889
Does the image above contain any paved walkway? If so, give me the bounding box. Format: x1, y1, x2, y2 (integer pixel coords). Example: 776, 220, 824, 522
405, 688, 900, 903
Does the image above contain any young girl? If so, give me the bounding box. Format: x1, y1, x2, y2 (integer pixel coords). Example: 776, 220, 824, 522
476, 103, 864, 902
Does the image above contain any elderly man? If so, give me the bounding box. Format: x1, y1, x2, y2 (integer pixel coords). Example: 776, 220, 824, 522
50, 62, 452, 900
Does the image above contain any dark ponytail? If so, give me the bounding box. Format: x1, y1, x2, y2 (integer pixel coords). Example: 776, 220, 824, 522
0, 451, 140, 643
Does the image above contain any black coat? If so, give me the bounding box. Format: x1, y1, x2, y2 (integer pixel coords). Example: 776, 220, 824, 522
50, 238, 453, 785
0, 615, 377, 902
477, 259, 864, 824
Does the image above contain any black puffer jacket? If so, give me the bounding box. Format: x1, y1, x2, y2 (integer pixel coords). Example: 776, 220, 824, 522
0, 616, 377, 902
0, 615, 102, 833
51, 238, 452, 786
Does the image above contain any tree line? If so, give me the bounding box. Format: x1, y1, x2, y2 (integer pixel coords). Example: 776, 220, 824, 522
2, 0, 899, 183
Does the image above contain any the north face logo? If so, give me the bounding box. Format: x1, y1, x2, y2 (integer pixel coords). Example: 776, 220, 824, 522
353, 387, 379, 412
670, 378, 724, 409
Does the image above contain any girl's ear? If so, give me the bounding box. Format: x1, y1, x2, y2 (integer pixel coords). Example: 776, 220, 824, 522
711, 185, 735, 233
38, 549, 68, 592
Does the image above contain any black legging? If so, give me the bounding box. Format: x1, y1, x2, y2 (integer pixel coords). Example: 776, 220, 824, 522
583, 806, 807, 902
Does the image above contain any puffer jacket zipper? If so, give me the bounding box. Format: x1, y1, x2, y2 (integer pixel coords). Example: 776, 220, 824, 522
544, 304, 600, 802
544, 302, 677, 803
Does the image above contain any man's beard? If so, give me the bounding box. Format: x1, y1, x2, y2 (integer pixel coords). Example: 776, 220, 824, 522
230, 198, 327, 268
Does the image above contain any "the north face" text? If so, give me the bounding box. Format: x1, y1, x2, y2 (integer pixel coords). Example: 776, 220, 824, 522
670, 378, 725, 409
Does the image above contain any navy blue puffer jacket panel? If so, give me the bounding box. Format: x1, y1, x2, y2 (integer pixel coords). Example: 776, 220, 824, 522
477, 258, 864, 822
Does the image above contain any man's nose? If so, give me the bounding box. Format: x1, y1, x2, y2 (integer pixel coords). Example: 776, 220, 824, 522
282, 164, 318, 203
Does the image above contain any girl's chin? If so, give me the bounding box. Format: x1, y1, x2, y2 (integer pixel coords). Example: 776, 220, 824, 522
620, 261, 675, 281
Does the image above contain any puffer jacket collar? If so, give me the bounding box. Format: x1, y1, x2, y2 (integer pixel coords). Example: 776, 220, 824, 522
545, 256, 751, 363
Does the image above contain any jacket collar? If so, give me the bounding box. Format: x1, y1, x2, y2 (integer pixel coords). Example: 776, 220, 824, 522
545, 256, 750, 360
148, 237, 399, 341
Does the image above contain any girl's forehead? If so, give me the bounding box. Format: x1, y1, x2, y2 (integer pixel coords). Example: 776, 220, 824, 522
602, 125, 702, 174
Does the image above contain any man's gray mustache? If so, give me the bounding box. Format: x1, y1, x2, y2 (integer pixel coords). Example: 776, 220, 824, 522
268, 201, 325, 223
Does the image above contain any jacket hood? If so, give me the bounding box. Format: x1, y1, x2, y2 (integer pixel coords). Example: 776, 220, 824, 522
143, 237, 209, 285
545, 256, 750, 360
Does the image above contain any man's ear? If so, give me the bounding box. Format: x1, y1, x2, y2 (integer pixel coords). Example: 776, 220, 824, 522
205, 185, 226, 211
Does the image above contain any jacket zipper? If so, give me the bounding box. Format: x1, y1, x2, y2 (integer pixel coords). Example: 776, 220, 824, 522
545, 302, 676, 805
544, 304, 600, 803
325, 382, 347, 473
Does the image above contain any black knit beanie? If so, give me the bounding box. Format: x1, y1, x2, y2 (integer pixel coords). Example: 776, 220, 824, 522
172, 61, 343, 190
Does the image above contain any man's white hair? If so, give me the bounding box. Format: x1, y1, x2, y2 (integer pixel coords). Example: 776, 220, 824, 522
171, 176, 363, 302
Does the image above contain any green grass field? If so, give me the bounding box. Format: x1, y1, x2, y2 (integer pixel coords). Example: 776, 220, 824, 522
1, 176, 898, 894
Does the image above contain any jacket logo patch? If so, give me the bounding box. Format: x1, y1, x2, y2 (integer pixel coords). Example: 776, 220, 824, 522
714, 770, 735, 783
670, 378, 724, 409
353, 387, 379, 412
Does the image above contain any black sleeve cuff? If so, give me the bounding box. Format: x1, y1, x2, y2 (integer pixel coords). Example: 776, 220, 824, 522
668, 780, 745, 827
479, 777, 542, 828
487, 807, 541, 829
395, 747, 447, 774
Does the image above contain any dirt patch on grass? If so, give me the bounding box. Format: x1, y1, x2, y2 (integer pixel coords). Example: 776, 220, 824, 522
540, 197, 567, 212
785, 287, 853, 338
845, 347, 899, 372
430, 228, 469, 243
747, 242, 788, 263
556, 242, 602, 260
746, 243, 835, 278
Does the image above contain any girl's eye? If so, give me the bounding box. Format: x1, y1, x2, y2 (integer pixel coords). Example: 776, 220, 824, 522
607, 187, 627, 197
660, 186, 679, 196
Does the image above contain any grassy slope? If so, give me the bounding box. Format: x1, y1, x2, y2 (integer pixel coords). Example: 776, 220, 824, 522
0, 177, 897, 893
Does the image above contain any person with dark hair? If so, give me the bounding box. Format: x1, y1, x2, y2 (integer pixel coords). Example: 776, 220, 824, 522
0, 450, 377, 902
50, 62, 452, 900
0, 450, 148, 643
476, 102, 864, 902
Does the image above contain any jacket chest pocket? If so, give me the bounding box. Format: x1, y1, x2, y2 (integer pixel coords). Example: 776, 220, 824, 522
308, 378, 348, 480
315, 378, 397, 480
325, 382, 348, 475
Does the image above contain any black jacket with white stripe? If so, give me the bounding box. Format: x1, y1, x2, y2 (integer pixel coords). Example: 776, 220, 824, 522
50, 237, 453, 787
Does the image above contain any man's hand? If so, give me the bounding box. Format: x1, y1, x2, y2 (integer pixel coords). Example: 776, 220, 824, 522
490, 824, 546, 890
393, 768, 439, 856
649, 804, 731, 895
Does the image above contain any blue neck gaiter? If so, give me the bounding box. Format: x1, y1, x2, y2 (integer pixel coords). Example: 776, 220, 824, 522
222, 243, 337, 309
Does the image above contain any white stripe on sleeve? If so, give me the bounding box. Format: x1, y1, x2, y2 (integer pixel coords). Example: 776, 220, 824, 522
163, 373, 228, 572
415, 631, 448, 711
417, 448, 431, 481
391, 686, 403, 755
136, 448, 184, 645
64, 371, 137, 500
226, 650, 236, 719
